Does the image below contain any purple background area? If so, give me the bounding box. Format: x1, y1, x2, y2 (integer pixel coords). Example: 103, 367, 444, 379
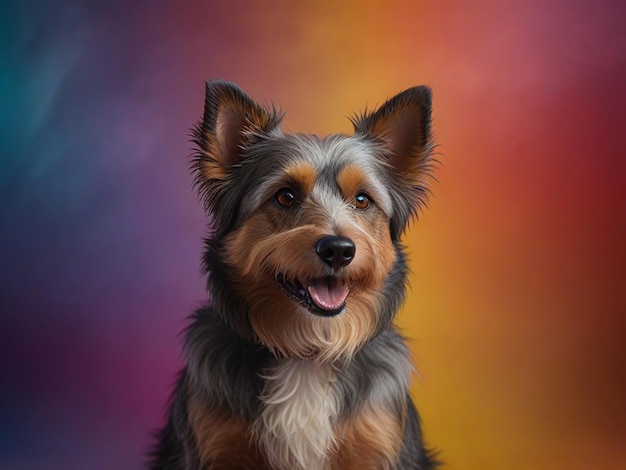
1, 1, 210, 467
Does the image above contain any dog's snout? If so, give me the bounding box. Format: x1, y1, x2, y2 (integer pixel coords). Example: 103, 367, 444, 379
315, 236, 356, 270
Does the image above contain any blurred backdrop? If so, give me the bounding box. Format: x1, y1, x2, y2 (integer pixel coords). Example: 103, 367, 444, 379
1, 0, 624, 468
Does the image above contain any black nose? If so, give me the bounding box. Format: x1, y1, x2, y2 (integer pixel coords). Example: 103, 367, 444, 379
315, 236, 356, 270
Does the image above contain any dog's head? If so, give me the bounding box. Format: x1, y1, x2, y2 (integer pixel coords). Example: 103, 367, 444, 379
192, 81, 434, 365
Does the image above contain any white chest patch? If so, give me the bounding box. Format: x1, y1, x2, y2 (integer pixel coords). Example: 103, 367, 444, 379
255, 359, 339, 470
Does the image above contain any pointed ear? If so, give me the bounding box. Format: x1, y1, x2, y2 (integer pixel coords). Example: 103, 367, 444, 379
352, 86, 432, 174
352, 86, 435, 239
193, 80, 283, 182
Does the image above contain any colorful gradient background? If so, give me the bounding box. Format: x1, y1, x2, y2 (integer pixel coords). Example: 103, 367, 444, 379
1, 0, 624, 468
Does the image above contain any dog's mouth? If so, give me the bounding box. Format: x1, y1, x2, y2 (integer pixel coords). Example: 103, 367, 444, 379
277, 274, 349, 317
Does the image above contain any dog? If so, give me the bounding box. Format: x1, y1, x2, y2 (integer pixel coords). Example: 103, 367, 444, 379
149, 80, 439, 469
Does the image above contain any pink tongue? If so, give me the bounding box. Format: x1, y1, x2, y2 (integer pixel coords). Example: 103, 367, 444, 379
308, 277, 349, 312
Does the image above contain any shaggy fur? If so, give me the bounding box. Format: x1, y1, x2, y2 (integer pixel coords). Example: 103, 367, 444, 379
149, 80, 439, 469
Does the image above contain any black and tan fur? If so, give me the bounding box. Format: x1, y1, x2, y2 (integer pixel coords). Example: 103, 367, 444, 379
149, 80, 439, 469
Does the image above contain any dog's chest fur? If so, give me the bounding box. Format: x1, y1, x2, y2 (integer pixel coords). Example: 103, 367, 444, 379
255, 359, 340, 470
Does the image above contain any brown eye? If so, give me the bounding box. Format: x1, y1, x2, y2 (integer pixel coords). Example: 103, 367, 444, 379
354, 193, 371, 210
275, 188, 297, 208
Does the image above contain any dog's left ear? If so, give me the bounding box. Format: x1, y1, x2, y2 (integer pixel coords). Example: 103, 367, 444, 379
352, 86, 434, 239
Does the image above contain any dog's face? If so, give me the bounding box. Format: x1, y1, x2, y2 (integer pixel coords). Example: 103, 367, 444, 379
193, 81, 433, 364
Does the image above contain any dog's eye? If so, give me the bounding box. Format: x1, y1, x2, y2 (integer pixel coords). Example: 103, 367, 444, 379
275, 188, 297, 208
354, 193, 371, 210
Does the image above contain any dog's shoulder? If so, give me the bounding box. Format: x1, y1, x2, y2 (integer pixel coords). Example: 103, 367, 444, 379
184, 305, 272, 417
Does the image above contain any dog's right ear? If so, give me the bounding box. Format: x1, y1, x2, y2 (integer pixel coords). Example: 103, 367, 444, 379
192, 80, 283, 182
192, 81, 283, 223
